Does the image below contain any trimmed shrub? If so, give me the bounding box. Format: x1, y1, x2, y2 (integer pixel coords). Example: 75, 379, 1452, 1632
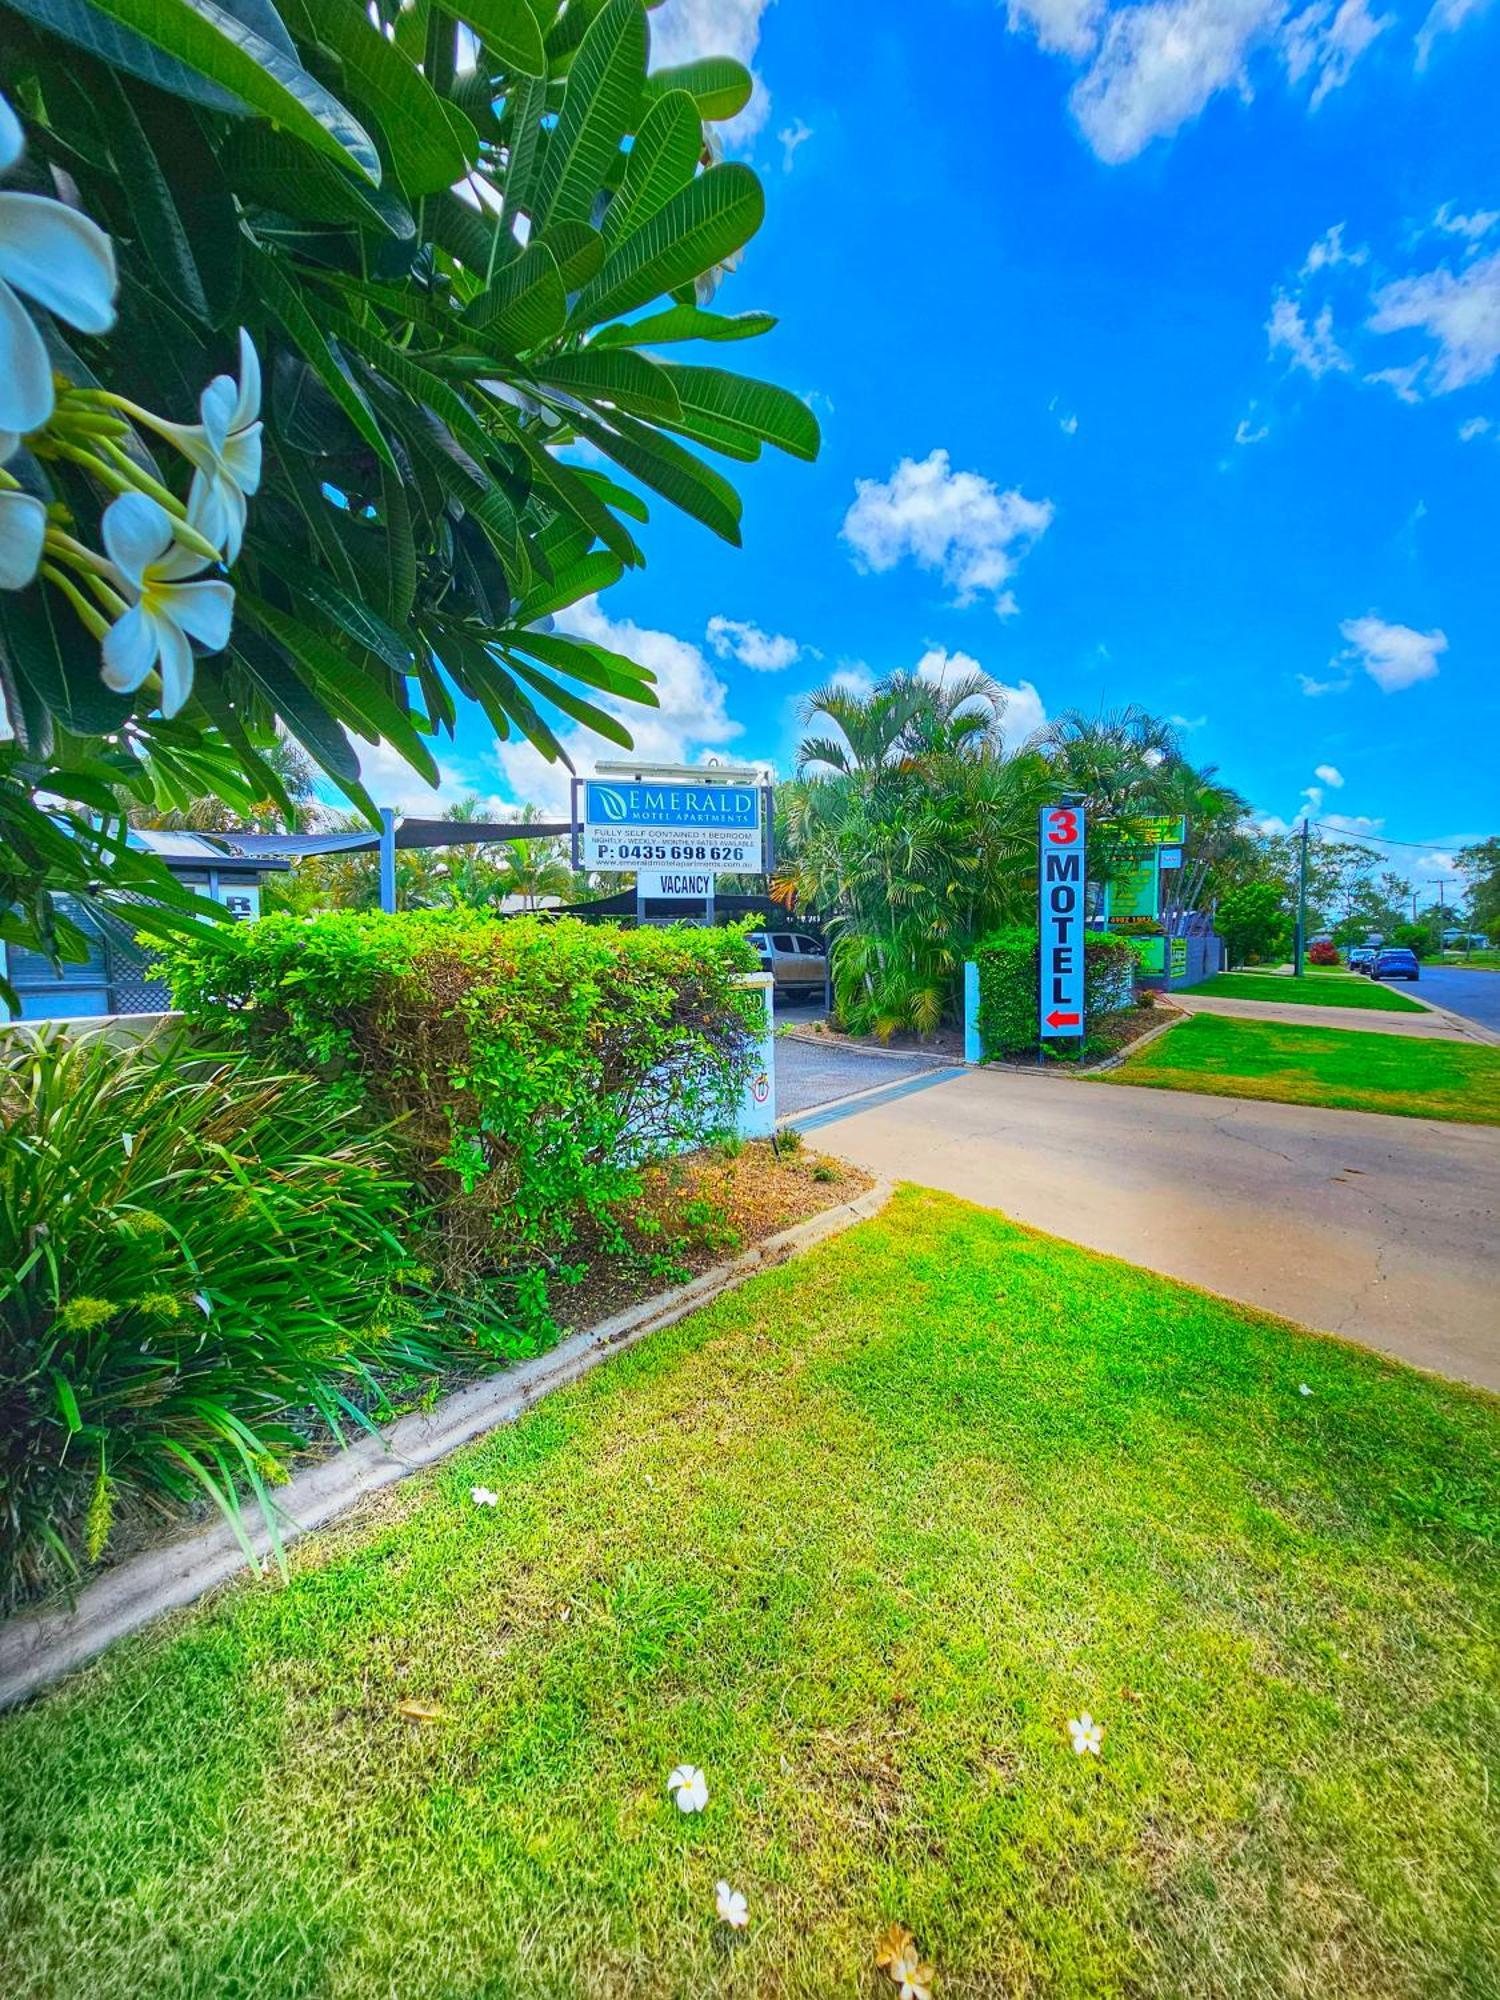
1308, 940, 1340, 966
156, 913, 762, 1284
974, 927, 1138, 1056
0, 1029, 460, 1605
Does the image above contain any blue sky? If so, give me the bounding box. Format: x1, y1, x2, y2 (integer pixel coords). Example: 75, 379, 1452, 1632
375, 0, 1500, 895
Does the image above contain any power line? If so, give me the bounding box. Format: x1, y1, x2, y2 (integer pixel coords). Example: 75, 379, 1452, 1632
1307, 821, 1474, 856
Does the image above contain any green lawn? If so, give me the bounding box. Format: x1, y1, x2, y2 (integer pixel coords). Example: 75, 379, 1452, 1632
3, 1189, 1498, 1998
1105, 1013, 1500, 1124
1187, 970, 1426, 1012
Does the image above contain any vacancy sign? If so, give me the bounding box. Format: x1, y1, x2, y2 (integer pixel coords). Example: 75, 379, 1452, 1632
1039, 804, 1086, 1037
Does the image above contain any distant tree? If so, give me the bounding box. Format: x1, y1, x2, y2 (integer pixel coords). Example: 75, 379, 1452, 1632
1457, 838, 1500, 937
1217, 881, 1289, 966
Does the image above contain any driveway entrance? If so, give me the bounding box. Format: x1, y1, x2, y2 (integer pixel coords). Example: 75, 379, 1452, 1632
775, 1035, 960, 1120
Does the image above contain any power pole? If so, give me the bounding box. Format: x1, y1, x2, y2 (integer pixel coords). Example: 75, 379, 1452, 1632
1294, 817, 1310, 977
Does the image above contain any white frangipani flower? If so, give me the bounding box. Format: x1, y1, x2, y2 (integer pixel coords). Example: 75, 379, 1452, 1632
715, 1880, 748, 1929
1068, 1711, 1104, 1757
667, 1762, 708, 1813
179, 329, 262, 563
0, 428, 45, 589
0, 488, 45, 588
0, 92, 117, 434
99, 491, 232, 719
471, 1485, 499, 1507
1298, 1383, 1312, 1397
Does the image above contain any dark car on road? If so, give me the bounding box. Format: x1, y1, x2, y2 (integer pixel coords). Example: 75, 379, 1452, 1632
1371, 947, 1421, 983
1348, 947, 1376, 973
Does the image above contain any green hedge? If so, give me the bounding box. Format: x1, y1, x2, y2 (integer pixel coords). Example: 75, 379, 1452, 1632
974, 926, 1138, 1056
156, 913, 762, 1288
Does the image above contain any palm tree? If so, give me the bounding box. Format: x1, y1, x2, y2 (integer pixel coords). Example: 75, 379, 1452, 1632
778, 668, 1052, 1037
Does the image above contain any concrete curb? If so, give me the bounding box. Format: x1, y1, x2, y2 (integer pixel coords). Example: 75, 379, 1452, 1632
0, 1181, 894, 1712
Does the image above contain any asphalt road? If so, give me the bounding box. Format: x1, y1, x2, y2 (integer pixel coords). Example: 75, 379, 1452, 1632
1412, 964, 1500, 1034
776, 1035, 941, 1118
810, 1064, 1500, 1391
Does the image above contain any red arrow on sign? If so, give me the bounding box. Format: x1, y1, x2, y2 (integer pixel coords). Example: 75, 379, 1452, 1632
1045, 1010, 1081, 1028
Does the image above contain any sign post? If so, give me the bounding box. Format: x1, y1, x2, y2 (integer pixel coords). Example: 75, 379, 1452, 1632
1039, 803, 1086, 1040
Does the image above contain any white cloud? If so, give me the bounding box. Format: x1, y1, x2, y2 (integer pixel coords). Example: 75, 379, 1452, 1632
1415, 0, 1493, 69
842, 449, 1054, 616
1364, 362, 1425, 402
357, 739, 477, 814
490, 597, 742, 811
651, 0, 777, 143
1234, 404, 1270, 444
1458, 414, 1493, 440
1433, 201, 1499, 241
1319, 810, 1386, 837
1170, 712, 1209, 728
1058, 409, 1080, 435
826, 663, 875, 700
912, 646, 1049, 750
1268, 289, 1351, 376
706, 614, 802, 671
777, 117, 813, 170
1008, 0, 1107, 57
1282, 0, 1394, 108
1301, 221, 1367, 274
1367, 248, 1500, 393
1297, 669, 1353, 696
1339, 612, 1448, 691
1314, 762, 1345, 786
1006, 0, 1391, 163
1068, 0, 1279, 165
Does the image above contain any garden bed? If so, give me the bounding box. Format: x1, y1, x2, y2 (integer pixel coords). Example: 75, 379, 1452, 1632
2, 1141, 870, 1622
984, 999, 1170, 1071
552, 1141, 873, 1331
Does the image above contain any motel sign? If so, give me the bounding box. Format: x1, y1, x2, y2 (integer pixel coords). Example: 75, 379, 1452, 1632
1038, 804, 1086, 1038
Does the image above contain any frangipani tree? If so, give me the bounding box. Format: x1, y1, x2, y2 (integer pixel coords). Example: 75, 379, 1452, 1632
0, 0, 816, 990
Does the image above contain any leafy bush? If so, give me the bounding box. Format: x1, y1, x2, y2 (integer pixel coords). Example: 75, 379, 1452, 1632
1308, 940, 1341, 966
156, 912, 762, 1283
0, 1029, 463, 1606
1390, 924, 1436, 960
974, 927, 1137, 1057
1217, 881, 1288, 966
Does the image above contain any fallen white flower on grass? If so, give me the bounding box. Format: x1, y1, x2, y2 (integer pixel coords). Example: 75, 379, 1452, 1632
1299, 1384, 1312, 1397
876, 1923, 935, 1999
667, 1762, 708, 1812
715, 1880, 748, 1929
1068, 1712, 1104, 1756
471, 1486, 499, 1507
0, 92, 117, 433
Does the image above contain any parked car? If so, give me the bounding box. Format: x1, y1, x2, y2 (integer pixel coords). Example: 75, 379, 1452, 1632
746, 930, 828, 1001
1371, 947, 1421, 983
1347, 947, 1376, 973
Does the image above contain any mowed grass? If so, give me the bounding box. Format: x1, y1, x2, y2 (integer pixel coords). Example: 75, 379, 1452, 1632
3, 1188, 1499, 1999
1189, 970, 1426, 1013
1105, 1012, 1500, 1125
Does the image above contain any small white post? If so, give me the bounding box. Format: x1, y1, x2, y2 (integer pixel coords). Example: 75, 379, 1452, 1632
736, 972, 776, 1138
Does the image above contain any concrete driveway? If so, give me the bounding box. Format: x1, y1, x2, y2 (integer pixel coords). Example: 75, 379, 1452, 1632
814, 1065, 1500, 1391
